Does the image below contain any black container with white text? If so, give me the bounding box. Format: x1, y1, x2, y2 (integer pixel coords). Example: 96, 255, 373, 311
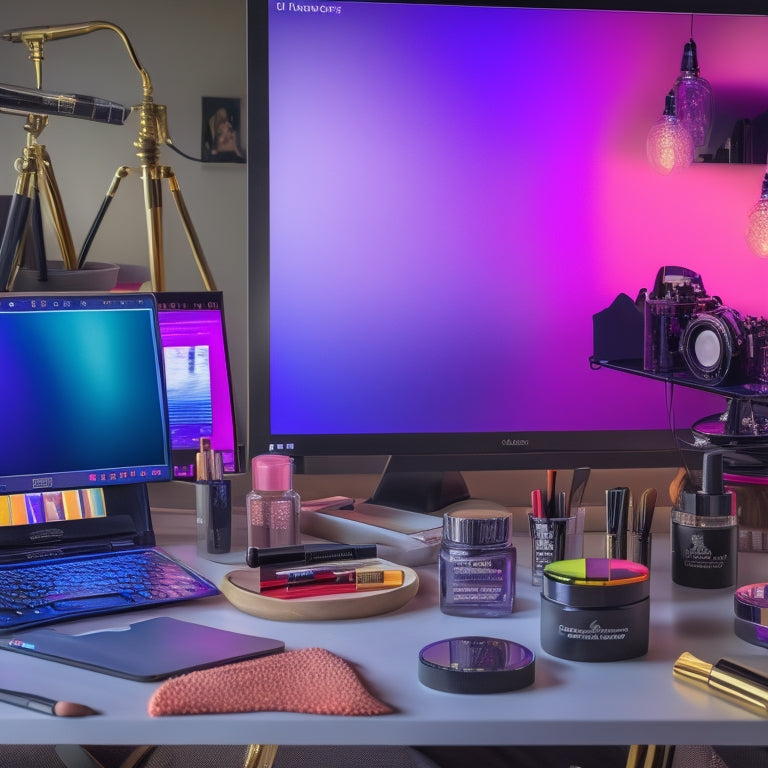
671, 450, 737, 589
539, 558, 650, 662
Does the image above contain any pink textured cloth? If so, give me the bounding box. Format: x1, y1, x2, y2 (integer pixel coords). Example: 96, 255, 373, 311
148, 647, 394, 717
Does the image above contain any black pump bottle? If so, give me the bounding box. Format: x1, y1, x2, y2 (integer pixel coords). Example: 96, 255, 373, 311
671, 450, 737, 589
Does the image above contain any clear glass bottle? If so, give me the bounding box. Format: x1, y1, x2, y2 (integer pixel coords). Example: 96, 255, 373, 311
246, 455, 301, 564
439, 508, 515, 617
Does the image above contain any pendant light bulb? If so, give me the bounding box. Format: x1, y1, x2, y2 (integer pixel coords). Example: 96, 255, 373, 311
646, 90, 694, 175
745, 173, 768, 257
674, 38, 713, 150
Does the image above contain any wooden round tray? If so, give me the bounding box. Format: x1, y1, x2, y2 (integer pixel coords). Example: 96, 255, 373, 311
220, 559, 420, 621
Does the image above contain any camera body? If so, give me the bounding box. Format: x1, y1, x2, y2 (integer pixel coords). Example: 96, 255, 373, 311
643, 266, 768, 387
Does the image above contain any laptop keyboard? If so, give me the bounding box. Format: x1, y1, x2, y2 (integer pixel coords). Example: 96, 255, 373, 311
0, 548, 219, 631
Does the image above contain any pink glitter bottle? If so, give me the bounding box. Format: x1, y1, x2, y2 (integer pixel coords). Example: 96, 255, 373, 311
246, 455, 301, 563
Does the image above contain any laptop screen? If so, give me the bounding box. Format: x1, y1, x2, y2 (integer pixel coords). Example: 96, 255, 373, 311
0, 293, 171, 496
155, 292, 239, 478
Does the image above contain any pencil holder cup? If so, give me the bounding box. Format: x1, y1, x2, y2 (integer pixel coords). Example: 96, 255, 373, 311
528, 508, 585, 586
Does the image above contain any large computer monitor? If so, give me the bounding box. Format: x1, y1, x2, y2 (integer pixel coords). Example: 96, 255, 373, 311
0, 293, 171, 495
247, 1, 768, 512
155, 292, 239, 479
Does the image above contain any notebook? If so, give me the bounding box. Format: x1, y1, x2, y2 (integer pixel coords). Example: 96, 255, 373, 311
0, 293, 220, 632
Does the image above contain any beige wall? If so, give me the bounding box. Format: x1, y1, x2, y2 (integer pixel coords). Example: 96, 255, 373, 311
0, 0, 249, 448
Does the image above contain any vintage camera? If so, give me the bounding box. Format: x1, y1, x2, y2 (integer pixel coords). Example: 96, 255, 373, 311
643, 266, 768, 386
680, 306, 768, 386
643, 266, 717, 373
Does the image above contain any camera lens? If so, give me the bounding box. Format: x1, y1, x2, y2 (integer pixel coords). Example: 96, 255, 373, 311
680, 309, 743, 385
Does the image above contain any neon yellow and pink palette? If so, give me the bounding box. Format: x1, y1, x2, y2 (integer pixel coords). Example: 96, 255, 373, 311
543, 558, 648, 586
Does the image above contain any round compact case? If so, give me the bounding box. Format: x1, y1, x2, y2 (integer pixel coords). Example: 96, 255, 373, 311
734, 583, 768, 649
539, 558, 650, 662
418, 636, 535, 694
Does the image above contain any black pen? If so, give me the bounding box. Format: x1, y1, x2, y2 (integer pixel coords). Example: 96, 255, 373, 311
606, 487, 629, 559
247, 542, 378, 568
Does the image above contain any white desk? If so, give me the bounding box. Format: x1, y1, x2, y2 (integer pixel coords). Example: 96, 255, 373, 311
0, 508, 766, 747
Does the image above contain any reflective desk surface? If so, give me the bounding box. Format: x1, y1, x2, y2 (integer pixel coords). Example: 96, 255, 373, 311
0, 504, 767, 747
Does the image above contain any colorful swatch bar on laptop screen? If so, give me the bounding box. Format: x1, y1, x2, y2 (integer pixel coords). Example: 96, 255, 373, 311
0, 489, 107, 526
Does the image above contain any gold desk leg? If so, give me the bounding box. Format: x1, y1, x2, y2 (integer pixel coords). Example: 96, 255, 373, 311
244, 744, 279, 768
626, 745, 676, 768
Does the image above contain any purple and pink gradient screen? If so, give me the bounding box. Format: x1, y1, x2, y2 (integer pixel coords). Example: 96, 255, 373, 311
158, 308, 237, 475
267, 3, 768, 437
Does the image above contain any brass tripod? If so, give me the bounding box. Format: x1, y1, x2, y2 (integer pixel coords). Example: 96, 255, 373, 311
0, 112, 78, 291
79, 94, 217, 291
1, 21, 217, 292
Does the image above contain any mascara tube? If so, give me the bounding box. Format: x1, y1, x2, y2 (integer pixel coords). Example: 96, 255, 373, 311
196, 438, 232, 558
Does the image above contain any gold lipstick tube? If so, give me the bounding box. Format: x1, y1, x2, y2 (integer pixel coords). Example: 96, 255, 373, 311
673, 651, 768, 717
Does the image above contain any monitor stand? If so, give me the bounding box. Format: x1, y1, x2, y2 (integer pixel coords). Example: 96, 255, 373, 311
300, 459, 510, 566
367, 465, 470, 514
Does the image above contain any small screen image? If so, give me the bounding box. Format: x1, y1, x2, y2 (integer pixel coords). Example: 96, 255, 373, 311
163, 345, 214, 449
1, 488, 107, 527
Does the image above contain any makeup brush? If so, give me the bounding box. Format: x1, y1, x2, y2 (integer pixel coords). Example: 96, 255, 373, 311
567, 467, 591, 515
0, 687, 98, 717
546, 470, 557, 518
631, 488, 657, 568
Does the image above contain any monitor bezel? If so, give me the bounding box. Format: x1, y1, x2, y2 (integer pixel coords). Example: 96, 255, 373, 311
245, 0, 755, 477
0, 292, 172, 495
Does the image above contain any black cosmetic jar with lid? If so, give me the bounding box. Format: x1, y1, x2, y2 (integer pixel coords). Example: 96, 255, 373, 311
539, 558, 650, 662
418, 636, 535, 694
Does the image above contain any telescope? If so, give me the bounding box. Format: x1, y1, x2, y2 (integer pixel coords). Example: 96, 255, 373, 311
0, 82, 129, 125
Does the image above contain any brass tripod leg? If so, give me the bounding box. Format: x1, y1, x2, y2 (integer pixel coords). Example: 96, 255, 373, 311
82, 162, 217, 292
33, 143, 77, 270
166, 170, 216, 291
142, 163, 166, 291
0, 138, 77, 290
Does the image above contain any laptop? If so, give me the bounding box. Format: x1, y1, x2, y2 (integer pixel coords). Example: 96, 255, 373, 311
0, 292, 219, 632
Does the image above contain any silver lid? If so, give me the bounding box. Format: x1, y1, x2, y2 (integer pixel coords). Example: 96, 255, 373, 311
442, 509, 511, 546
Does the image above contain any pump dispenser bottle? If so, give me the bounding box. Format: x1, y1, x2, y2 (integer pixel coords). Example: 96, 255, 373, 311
246, 455, 301, 568
671, 450, 737, 588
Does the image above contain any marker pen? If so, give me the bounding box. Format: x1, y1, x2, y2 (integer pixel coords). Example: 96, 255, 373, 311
261, 569, 404, 599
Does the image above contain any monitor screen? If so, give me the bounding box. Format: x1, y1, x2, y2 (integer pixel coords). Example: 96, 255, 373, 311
247, 1, 768, 508
0, 293, 171, 495
155, 292, 239, 479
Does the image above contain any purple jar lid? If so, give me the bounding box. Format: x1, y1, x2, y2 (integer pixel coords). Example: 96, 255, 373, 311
418, 636, 535, 694
734, 583, 768, 624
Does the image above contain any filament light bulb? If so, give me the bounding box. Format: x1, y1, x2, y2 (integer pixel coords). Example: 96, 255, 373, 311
646, 90, 693, 175
674, 38, 713, 150
746, 173, 768, 257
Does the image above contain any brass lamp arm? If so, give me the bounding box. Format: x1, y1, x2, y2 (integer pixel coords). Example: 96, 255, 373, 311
1, 21, 152, 98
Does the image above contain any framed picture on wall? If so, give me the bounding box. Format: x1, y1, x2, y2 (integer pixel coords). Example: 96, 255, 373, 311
202, 97, 246, 163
